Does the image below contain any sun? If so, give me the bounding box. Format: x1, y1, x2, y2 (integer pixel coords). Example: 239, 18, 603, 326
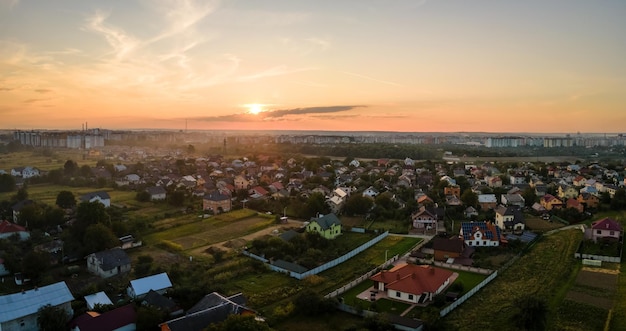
247, 104, 263, 115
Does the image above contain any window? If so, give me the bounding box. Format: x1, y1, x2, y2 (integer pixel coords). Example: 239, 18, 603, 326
408, 294, 414, 300
396, 292, 401, 298
596, 230, 601, 234
483, 241, 486, 246
610, 231, 615, 235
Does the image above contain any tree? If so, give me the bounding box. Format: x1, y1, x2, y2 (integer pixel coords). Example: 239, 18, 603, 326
73, 201, 109, 243
187, 144, 196, 154
15, 186, 28, 201
460, 189, 478, 207
207, 314, 274, 331
64, 159, 78, 176
80, 164, 92, 177
136, 305, 167, 331
344, 194, 374, 216
135, 190, 151, 202
37, 304, 70, 331
168, 190, 186, 207
511, 296, 548, 331
303, 192, 330, 219
56, 190, 76, 209
0, 174, 15, 192
521, 187, 538, 208
83, 223, 119, 254
17, 204, 45, 229
22, 251, 49, 281
610, 188, 626, 210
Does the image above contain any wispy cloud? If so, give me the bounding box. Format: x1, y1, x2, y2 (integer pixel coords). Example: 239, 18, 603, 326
34, 89, 52, 94
85, 11, 140, 60
341, 71, 403, 87
0, 87, 14, 91
237, 65, 315, 82
189, 105, 365, 122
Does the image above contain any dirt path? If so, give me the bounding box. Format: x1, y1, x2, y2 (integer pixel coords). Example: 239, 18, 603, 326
190, 221, 304, 256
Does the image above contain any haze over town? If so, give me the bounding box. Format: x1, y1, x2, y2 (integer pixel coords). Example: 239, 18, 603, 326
1, 0, 625, 133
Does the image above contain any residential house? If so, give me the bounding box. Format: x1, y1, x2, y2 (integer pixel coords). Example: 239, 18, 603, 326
70, 304, 136, 331
370, 263, 453, 304
159, 292, 254, 331
416, 194, 434, 207
432, 237, 465, 261
495, 205, 525, 232
557, 184, 578, 200
0, 258, 9, 276
573, 176, 587, 187
464, 206, 478, 219
234, 175, 250, 190
202, 192, 232, 214
10, 166, 40, 179
460, 222, 502, 247
540, 194, 563, 211
127, 272, 172, 299
445, 195, 462, 206
566, 198, 584, 213
587, 218, 622, 243
501, 193, 525, 208
478, 194, 498, 210
362, 186, 379, 199
11, 199, 34, 223
142, 290, 183, 316
0, 220, 30, 240
84, 291, 113, 310
0, 281, 74, 331
306, 213, 342, 239
86, 248, 132, 278
249, 186, 269, 199
410, 207, 437, 232
509, 173, 526, 185
486, 176, 502, 188
80, 191, 111, 207
125, 173, 141, 184
444, 186, 460, 197
145, 186, 167, 201
578, 193, 599, 209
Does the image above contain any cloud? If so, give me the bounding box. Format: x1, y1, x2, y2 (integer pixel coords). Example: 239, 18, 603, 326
0, 87, 14, 91
341, 71, 403, 87
264, 105, 365, 118
34, 89, 52, 94
188, 105, 365, 122
85, 11, 140, 60
23, 98, 50, 104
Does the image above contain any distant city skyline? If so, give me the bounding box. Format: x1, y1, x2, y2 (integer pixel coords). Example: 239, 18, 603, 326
1, 0, 625, 133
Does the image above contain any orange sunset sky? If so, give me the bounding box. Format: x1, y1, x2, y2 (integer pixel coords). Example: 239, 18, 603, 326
1, 0, 625, 133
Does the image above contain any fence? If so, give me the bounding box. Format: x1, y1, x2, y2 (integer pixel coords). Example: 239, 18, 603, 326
439, 270, 498, 317
574, 253, 621, 263
243, 231, 390, 280
325, 253, 399, 299
432, 261, 493, 275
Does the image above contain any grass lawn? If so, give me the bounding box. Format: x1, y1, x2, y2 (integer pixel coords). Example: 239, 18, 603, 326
144, 213, 275, 250
274, 311, 366, 331
446, 229, 583, 330
0, 151, 97, 172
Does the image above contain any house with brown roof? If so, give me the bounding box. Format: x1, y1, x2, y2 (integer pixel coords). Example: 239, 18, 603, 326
432, 237, 466, 261
202, 192, 232, 214
411, 207, 437, 232
566, 198, 584, 213
578, 193, 599, 209
370, 263, 454, 304
540, 194, 563, 211
586, 218, 622, 243
460, 222, 502, 247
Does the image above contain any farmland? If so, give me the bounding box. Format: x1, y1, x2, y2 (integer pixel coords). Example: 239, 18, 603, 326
446, 229, 585, 330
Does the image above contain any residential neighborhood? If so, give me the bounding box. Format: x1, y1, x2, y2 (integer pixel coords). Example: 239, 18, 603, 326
0, 135, 625, 331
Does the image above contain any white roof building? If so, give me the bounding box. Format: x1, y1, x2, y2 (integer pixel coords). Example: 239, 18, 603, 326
84, 291, 113, 310
127, 272, 172, 299
0, 282, 74, 331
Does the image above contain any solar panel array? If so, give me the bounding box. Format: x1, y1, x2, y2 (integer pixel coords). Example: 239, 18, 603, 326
506, 231, 538, 243
461, 222, 499, 240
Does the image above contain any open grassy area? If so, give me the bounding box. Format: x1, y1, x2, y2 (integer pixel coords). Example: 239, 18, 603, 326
274, 311, 366, 331
446, 229, 583, 330
0, 150, 97, 172
144, 213, 275, 250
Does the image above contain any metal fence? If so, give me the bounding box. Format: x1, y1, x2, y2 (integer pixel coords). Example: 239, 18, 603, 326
243, 231, 390, 280
439, 270, 498, 317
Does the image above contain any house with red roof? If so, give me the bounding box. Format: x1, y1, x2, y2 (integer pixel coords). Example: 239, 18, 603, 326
540, 194, 563, 211
566, 198, 584, 213
587, 218, 622, 243
0, 220, 30, 241
460, 222, 502, 247
70, 304, 136, 331
370, 263, 454, 304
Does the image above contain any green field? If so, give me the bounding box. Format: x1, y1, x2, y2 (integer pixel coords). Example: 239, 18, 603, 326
446, 229, 584, 330
144, 211, 275, 250
0, 150, 97, 172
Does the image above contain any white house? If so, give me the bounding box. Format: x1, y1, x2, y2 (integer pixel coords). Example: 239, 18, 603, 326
80, 191, 111, 207
0, 220, 30, 241
370, 264, 453, 304
86, 248, 132, 278
127, 272, 172, 299
587, 218, 622, 243
0, 282, 74, 331
460, 222, 502, 247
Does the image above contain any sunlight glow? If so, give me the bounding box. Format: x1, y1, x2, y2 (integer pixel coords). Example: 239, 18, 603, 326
247, 104, 263, 115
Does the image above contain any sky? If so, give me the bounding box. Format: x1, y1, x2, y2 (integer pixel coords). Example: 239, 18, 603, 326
1, 0, 625, 133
